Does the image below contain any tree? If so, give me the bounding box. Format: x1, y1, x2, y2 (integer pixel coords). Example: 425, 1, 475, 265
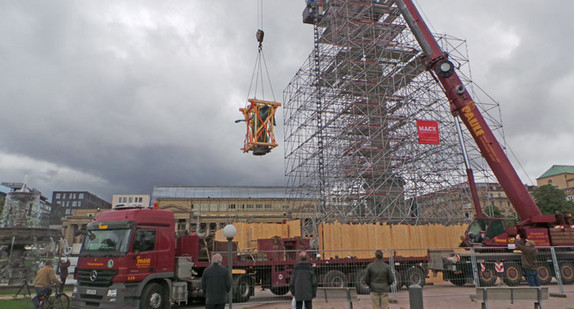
484, 203, 503, 218
0, 195, 4, 218
532, 184, 574, 215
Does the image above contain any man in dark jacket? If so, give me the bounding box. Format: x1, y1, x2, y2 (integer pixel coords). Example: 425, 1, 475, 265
362, 250, 394, 309
515, 234, 540, 286
201, 253, 232, 309
57, 257, 70, 292
289, 251, 317, 309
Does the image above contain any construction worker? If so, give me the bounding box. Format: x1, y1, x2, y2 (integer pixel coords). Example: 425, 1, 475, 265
515, 234, 540, 286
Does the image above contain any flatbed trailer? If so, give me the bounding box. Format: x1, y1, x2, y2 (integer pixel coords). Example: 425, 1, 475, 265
182, 235, 429, 301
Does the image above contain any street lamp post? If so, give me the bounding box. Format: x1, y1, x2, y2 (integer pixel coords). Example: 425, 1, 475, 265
223, 224, 237, 309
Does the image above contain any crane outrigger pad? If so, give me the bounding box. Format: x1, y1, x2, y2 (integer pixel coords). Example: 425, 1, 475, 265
239, 98, 281, 156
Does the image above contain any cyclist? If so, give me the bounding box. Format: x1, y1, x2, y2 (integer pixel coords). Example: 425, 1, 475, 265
33, 260, 62, 309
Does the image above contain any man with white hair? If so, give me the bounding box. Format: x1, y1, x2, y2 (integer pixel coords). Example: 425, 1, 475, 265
201, 253, 232, 309
515, 234, 540, 286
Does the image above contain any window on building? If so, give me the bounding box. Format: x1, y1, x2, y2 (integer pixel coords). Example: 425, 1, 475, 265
65, 209, 72, 215
78, 201, 82, 207
229, 204, 236, 211
283, 205, 290, 211
246, 204, 254, 210
72, 201, 77, 207
177, 219, 187, 232
219, 204, 227, 211
239, 204, 245, 210
265, 204, 272, 210
55, 193, 61, 199
129, 197, 133, 203
201, 204, 209, 211
210, 204, 218, 211
72, 193, 76, 199
209, 223, 217, 233
79, 193, 85, 199
256, 204, 263, 211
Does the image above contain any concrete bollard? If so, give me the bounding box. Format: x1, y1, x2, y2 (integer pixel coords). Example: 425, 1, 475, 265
409, 284, 424, 309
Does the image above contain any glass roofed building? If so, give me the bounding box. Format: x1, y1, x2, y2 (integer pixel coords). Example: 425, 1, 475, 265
151, 186, 316, 236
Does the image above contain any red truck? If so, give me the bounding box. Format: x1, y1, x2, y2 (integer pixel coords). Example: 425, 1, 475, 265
394, 0, 574, 286
71, 205, 429, 308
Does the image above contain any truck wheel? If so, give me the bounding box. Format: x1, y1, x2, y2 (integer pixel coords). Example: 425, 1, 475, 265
559, 262, 574, 284
478, 268, 497, 287
447, 272, 467, 287
140, 282, 168, 309
503, 263, 522, 286
233, 275, 252, 303
537, 264, 553, 285
270, 287, 289, 296
323, 270, 347, 288
405, 267, 425, 288
353, 270, 369, 294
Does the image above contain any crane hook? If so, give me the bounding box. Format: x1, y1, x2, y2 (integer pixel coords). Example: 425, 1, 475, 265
256, 29, 264, 49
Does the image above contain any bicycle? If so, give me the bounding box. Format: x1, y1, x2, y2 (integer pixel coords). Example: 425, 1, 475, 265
36, 288, 70, 309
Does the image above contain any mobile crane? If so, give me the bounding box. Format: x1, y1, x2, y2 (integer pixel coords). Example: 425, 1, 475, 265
393, 0, 574, 286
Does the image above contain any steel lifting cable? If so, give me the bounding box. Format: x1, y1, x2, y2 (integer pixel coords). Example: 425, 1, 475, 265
246, 0, 277, 103
237, 0, 281, 156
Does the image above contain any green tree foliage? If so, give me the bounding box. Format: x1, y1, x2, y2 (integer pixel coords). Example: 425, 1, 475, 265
532, 184, 574, 215
484, 203, 503, 218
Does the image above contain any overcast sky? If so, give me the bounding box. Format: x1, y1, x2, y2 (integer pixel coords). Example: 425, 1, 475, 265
1, 1, 572, 202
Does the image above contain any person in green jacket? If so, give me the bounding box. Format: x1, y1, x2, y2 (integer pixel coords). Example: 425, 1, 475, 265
362, 250, 394, 309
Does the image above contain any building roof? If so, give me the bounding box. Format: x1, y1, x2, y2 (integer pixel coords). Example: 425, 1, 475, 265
152, 186, 297, 201
538, 165, 574, 179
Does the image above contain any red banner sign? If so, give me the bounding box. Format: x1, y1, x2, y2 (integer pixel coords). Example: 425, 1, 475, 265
416, 120, 440, 145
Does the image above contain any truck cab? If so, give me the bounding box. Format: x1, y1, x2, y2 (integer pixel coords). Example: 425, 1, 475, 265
464, 217, 508, 247
72, 206, 177, 309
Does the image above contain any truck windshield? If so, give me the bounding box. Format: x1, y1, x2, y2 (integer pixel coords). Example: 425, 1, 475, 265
80, 228, 132, 257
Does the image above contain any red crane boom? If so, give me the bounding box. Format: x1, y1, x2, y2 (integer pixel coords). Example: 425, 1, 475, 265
395, 0, 542, 221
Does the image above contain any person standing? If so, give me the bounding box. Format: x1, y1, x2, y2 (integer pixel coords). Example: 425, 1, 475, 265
289, 251, 317, 309
33, 260, 62, 309
362, 250, 394, 309
57, 257, 71, 292
201, 253, 232, 309
515, 234, 540, 286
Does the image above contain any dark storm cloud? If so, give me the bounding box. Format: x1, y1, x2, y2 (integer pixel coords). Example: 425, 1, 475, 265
0, 1, 307, 199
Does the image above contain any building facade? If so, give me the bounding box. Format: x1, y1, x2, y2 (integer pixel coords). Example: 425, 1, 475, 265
0, 182, 52, 228
537, 165, 574, 201
60, 208, 103, 246
51, 191, 111, 216
111, 194, 150, 207
415, 182, 536, 222
152, 186, 316, 236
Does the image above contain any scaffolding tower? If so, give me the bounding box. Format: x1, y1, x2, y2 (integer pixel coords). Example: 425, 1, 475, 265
284, 0, 505, 235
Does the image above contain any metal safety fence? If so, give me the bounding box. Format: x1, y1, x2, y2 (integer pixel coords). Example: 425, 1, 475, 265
206, 245, 574, 304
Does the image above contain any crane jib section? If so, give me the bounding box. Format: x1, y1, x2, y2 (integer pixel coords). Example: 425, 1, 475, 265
395, 0, 542, 221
